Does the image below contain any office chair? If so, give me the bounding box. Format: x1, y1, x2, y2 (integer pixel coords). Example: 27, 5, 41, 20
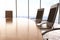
36, 3, 60, 30
39, 3, 60, 40
36, 8, 44, 24
5, 11, 13, 23
40, 3, 60, 40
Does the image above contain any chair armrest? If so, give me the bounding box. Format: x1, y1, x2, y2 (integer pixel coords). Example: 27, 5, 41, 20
36, 21, 47, 25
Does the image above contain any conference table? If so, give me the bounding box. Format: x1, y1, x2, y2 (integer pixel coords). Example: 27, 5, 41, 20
0, 18, 43, 40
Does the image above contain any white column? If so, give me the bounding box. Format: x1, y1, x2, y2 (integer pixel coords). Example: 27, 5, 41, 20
58, 0, 60, 24
40, 0, 41, 8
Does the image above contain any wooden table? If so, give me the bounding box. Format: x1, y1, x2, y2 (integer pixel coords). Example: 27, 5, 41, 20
0, 18, 43, 40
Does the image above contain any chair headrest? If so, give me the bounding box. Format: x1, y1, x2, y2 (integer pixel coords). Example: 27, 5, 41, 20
38, 8, 44, 11
51, 3, 60, 8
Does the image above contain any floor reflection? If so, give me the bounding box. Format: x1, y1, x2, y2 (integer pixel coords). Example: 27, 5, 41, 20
6, 18, 13, 23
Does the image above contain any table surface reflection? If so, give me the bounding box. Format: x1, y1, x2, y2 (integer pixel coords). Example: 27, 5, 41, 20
0, 18, 43, 40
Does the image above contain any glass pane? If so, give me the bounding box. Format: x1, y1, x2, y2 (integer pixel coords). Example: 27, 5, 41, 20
29, 0, 40, 20
0, 0, 16, 18
17, 0, 28, 18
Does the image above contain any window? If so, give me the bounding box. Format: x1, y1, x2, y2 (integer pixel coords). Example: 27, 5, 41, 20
17, 0, 28, 18
0, 0, 16, 18
29, 0, 40, 19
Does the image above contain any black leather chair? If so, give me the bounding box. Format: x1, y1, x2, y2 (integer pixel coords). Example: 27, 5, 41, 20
5, 11, 13, 23
36, 8, 44, 24
38, 3, 60, 40
37, 3, 60, 30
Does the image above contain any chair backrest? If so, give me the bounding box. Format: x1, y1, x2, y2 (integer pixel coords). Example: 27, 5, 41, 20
36, 8, 44, 23
5, 11, 13, 18
5, 11, 13, 23
47, 3, 60, 28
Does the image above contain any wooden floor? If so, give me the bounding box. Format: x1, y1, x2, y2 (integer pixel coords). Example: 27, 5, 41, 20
0, 18, 43, 40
